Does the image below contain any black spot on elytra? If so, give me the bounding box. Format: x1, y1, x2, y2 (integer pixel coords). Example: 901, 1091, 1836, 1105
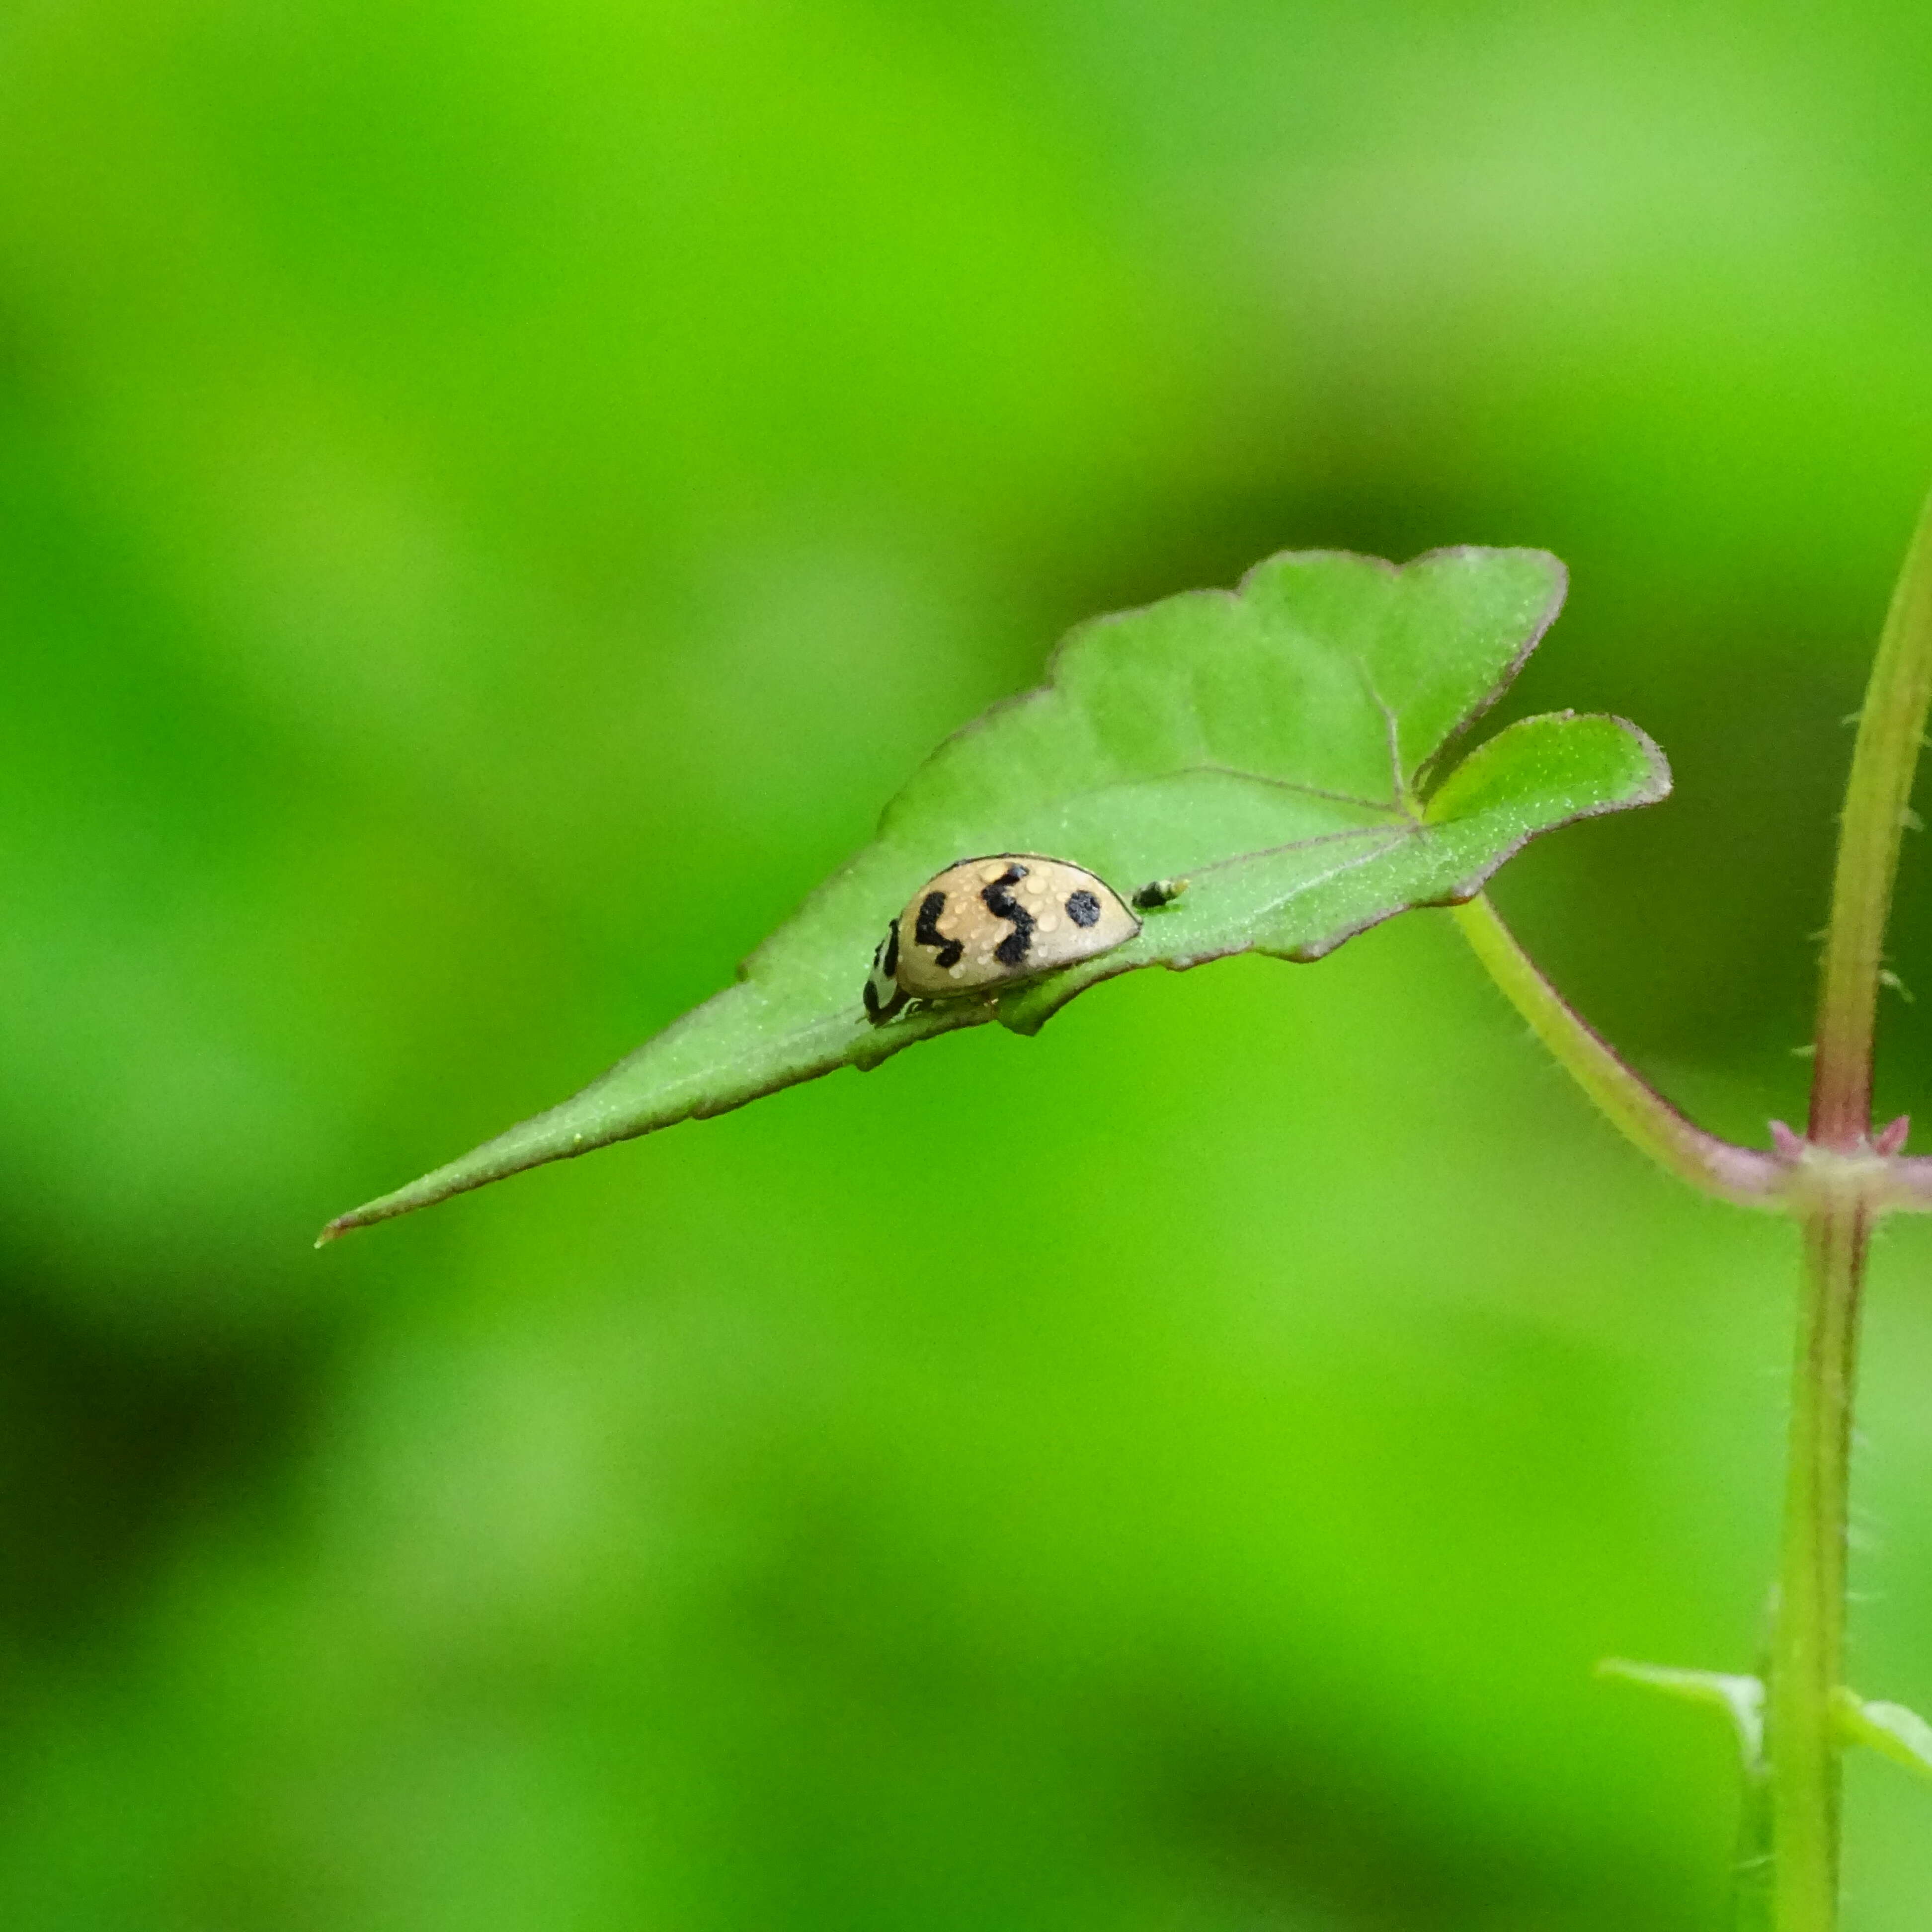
982, 864, 1036, 967
916, 891, 963, 969
883, 920, 898, 975
862, 977, 882, 1018
1066, 888, 1101, 928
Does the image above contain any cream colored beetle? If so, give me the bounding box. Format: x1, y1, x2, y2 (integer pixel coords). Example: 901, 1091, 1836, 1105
862, 854, 1143, 1022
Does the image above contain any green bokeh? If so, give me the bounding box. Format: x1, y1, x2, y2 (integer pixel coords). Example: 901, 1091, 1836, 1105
2, 1, 1931, 1925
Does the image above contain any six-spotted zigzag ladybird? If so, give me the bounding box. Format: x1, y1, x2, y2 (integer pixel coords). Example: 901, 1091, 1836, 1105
863, 855, 1141, 1023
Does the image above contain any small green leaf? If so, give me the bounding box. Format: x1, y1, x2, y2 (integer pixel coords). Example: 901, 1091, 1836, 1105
1598, 1658, 1767, 1777
1599, 1661, 1782, 1926
1836, 1688, 1932, 1780
323, 547, 1668, 1237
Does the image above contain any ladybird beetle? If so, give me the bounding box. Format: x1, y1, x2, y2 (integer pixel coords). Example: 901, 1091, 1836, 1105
863, 855, 1141, 1022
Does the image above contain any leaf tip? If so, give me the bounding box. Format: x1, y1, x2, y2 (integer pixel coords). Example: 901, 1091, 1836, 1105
1836, 1688, 1932, 1777
1596, 1658, 1766, 1771
1605, 713, 1674, 805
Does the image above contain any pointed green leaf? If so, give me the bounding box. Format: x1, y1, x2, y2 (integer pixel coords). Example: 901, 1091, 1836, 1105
1836, 1688, 1932, 1780
323, 547, 1669, 1238
1600, 1660, 1776, 1926
1598, 1659, 1767, 1777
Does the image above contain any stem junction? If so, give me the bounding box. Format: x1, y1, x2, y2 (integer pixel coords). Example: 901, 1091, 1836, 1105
1450, 490, 1932, 1932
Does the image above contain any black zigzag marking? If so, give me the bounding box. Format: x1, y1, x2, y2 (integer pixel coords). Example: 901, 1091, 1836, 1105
981, 864, 1036, 967
916, 891, 962, 968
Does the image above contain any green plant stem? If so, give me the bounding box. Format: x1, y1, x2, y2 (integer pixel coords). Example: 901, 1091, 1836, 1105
1453, 492, 1932, 1929
1770, 1196, 1867, 1931
1765, 489, 1932, 1930
1448, 894, 1782, 1207
1811, 493, 1932, 1150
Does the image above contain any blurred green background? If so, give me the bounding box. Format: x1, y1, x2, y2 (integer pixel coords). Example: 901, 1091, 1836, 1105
4, 1, 1932, 1925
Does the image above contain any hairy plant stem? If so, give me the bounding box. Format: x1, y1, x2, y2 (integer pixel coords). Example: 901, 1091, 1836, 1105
1767, 490, 1932, 1929
1811, 495, 1932, 1152
1447, 893, 1782, 1207
1451, 491, 1932, 1930
1770, 1193, 1867, 1930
